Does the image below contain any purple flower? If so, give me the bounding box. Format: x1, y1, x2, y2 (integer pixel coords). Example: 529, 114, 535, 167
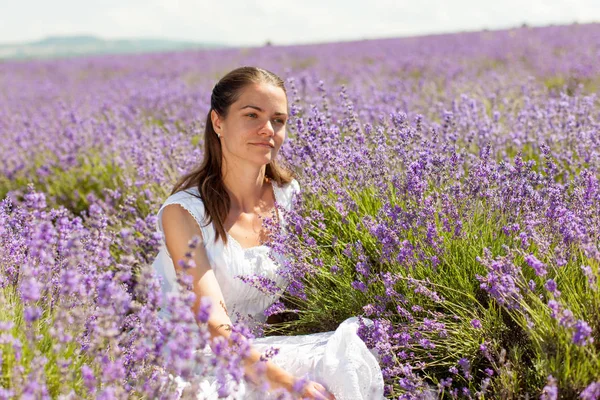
572, 320, 594, 346
292, 375, 310, 394
259, 346, 280, 362
24, 306, 42, 323
81, 365, 96, 393
476, 250, 524, 310
236, 274, 283, 296
439, 377, 452, 388
544, 279, 556, 292
457, 358, 471, 379
470, 319, 482, 329
0, 388, 15, 399
351, 280, 368, 292
196, 297, 212, 323
411, 305, 424, 313
479, 342, 488, 354
545, 279, 560, 296
24, 191, 47, 210
20, 277, 43, 303
0, 322, 14, 331
559, 309, 575, 328
362, 303, 376, 316
548, 300, 560, 318
525, 254, 547, 276
581, 265, 597, 290
264, 300, 290, 318
407, 277, 443, 302
580, 381, 600, 399
541, 375, 558, 400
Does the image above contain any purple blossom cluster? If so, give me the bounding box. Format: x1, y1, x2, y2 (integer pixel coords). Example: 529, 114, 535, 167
476, 248, 525, 310
0, 190, 262, 398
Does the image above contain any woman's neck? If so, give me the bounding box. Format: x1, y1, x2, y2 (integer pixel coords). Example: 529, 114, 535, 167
221, 164, 269, 213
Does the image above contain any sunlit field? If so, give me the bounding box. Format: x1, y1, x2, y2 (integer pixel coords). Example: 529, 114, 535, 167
1, 23, 600, 399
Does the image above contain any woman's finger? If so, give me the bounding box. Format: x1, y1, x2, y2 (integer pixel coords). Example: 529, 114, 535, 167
315, 383, 334, 400
309, 385, 329, 400
316, 390, 330, 400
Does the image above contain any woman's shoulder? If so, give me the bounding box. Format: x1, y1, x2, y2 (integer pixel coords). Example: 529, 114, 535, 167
164, 186, 202, 204
288, 178, 300, 193
279, 177, 300, 192
156, 186, 207, 234
275, 178, 301, 212
160, 187, 204, 213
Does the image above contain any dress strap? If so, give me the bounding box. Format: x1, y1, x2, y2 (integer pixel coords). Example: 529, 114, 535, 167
156, 188, 215, 246
276, 178, 301, 214
271, 178, 300, 234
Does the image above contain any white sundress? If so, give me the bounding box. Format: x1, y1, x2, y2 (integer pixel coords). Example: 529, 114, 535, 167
151, 179, 385, 399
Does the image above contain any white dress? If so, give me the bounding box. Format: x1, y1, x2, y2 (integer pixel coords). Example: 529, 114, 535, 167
151, 179, 385, 400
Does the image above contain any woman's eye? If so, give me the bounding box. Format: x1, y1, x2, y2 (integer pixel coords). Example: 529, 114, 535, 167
245, 113, 285, 125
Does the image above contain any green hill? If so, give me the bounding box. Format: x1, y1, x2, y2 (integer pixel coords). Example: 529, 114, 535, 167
0, 35, 227, 60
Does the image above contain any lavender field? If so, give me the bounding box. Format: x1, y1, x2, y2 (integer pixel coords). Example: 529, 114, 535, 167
1, 23, 600, 399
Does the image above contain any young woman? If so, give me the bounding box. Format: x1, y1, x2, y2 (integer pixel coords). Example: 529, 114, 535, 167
152, 66, 384, 399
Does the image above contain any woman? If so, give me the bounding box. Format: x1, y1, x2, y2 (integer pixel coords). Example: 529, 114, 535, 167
152, 66, 384, 399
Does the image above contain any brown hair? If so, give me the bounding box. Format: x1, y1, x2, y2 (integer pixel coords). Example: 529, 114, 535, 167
170, 66, 294, 244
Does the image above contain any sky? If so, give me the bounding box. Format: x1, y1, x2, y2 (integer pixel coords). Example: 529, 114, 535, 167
1, 0, 599, 46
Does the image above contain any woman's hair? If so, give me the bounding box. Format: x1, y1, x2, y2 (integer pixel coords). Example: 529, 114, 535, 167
170, 66, 294, 244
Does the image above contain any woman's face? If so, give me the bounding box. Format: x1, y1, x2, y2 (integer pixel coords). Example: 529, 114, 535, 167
211, 82, 288, 169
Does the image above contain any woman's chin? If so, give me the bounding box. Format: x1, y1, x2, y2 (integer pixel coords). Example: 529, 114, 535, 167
236, 148, 276, 166
253, 155, 274, 165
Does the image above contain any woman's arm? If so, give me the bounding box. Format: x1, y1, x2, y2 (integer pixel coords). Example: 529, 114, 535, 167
160, 204, 295, 391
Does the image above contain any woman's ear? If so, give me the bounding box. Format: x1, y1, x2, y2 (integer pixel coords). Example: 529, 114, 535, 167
211, 109, 223, 135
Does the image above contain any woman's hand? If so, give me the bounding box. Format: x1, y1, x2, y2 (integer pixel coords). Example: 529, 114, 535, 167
266, 373, 335, 400
298, 380, 336, 400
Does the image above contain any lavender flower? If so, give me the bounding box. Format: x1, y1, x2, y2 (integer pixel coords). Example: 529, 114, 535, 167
470, 319, 482, 329
525, 254, 547, 277
457, 358, 472, 380
544, 279, 561, 297
236, 274, 284, 296
572, 320, 594, 346
541, 375, 558, 400
196, 297, 212, 323
581, 265, 597, 291
580, 381, 600, 400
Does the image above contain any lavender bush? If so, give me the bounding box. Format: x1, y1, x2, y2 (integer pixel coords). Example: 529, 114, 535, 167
1, 23, 599, 398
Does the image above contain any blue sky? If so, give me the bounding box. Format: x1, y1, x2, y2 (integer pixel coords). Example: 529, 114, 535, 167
1, 0, 599, 46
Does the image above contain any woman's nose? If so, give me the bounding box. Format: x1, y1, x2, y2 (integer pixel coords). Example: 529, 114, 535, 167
260, 119, 275, 135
